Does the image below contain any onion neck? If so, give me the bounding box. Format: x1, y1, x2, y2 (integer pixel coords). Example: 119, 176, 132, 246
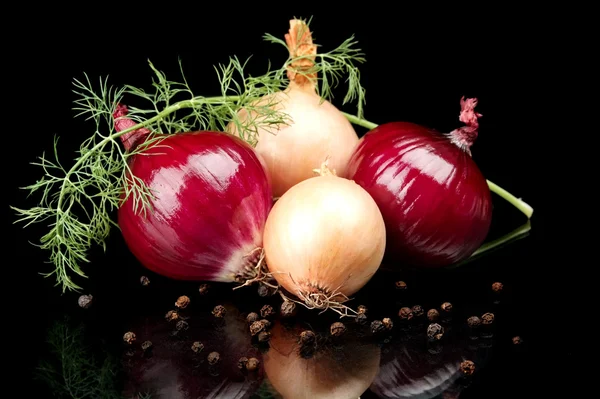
447, 97, 482, 156
113, 104, 151, 152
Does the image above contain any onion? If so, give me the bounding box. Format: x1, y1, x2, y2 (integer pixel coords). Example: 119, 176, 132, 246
114, 105, 272, 283
347, 97, 492, 268
263, 320, 381, 398
263, 161, 386, 315
228, 19, 359, 198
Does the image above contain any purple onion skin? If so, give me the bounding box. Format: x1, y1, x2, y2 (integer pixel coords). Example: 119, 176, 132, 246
347, 122, 492, 268
118, 131, 272, 282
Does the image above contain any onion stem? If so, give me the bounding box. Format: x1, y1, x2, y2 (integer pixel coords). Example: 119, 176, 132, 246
341, 112, 534, 219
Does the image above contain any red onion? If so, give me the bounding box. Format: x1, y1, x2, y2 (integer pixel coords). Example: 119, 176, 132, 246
347, 97, 492, 268
114, 105, 272, 283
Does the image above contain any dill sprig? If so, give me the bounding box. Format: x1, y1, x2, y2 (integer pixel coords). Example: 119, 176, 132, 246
12, 17, 367, 293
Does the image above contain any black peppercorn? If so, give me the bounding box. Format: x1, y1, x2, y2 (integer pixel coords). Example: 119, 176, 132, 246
371, 320, 385, 334
165, 310, 179, 322
78, 294, 93, 309
427, 309, 440, 322
330, 322, 346, 337
175, 295, 190, 309
238, 357, 248, 370
246, 312, 259, 324
355, 313, 368, 325
441, 302, 453, 313
460, 360, 476, 376
258, 331, 271, 342
191, 341, 204, 353
176, 320, 189, 331
492, 282, 503, 293
123, 332, 136, 345
246, 357, 260, 371
399, 307, 413, 321
412, 305, 424, 318
198, 284, 209, 295
140, 276, 150, 286
357, 305, 368, 315
427, 323, 444, 341
260, 304, 275, 318
481, 312, 495, 325
395, 281, 407, 290
212, 305, 227, 318
250, 321, 264, 336
207, 351, 220, 365
467, 316, 481, 328
382, 318, 394, 330
280, 301, 297, 317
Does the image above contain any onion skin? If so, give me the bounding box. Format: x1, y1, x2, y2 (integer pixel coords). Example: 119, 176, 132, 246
263, 169, 386, 304
347, 99, 492, 268
117, 116, 272, 282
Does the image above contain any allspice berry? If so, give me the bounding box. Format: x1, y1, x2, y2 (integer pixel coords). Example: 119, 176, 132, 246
330, 322, 346, 337
260, 304, 275, 318
481, 312, 495, 325
246, 312, 259, 324
412, 305, 424, 318
212, 305, 227, 318
165, 310, 179, 322
140, 276, 150, 286
399, 307, 413, 321
427, 323, 444, 341
198, 283, 209, 295
371, 320, 385, 334
427, 309, 440, 322
492, 282, 504, 293
357, 305, 368, 315
382, 318, 394, 330
78, 294, 93, 309
123, 332, 136, 345
191, 341, 204, 353
441, 302, 453, 313
395, 281, 407, 290
237, 357, 249, 370
207, 351, 220, 365
249, 321, 264, 336
460, 360, 476, 376
467, 316, 481, 328
175, 295, 190, 309
246, 357, 260, 371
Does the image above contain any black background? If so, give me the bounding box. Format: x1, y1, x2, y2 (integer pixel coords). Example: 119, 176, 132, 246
7, 7, 576, 398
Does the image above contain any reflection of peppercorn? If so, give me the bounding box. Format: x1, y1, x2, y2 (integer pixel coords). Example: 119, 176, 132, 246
246, 312, 259, 324
280, 301, 297, 317
198, 284, 209, 295
140, 276, 150, 286
481, 312, 495, 325
371, 320, 385, 334
123, 332, 136, 345
355, 313, 368, 325
395, 281, 407, 290
492, 282, 503, 293
258, 331, 271, 342
467, 316, 481, 328
175, 295, 190, 309
399, 307, 413, 320
460, 360, 476, 376
427, 323, 444, 341
78, 294, 93, 309
330, 322, 346, 337
250, 321, 264, 336
238, 357, 248, 370
191, 341, 204, 353
357, 305, 368, 315
441, 302, 453, 313
246, 357, 260, 371
207, 352, 220, 365
412, 305, 424, 318
382, 318, 394, 330
165, 310, 179, 322
427, 309, 440, 322
212, 305, 227, 318
260, 305, 275, 318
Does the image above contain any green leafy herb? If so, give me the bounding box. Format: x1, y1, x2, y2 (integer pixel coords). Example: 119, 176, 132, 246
11, 17, 367, 293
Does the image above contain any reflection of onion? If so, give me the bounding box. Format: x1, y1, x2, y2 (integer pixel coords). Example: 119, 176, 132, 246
263, 321, 381, 399
122, 303, 263, 399
369, 337, 476, 399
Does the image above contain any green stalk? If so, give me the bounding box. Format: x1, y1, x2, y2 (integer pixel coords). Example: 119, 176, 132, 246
341, 112, 534, 219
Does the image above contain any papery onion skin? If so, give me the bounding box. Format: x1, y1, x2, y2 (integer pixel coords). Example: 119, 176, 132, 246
115, 106, 272, 282
228, 20, 359, 198
347, 98, 492, 268
263, 168, 386, 303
